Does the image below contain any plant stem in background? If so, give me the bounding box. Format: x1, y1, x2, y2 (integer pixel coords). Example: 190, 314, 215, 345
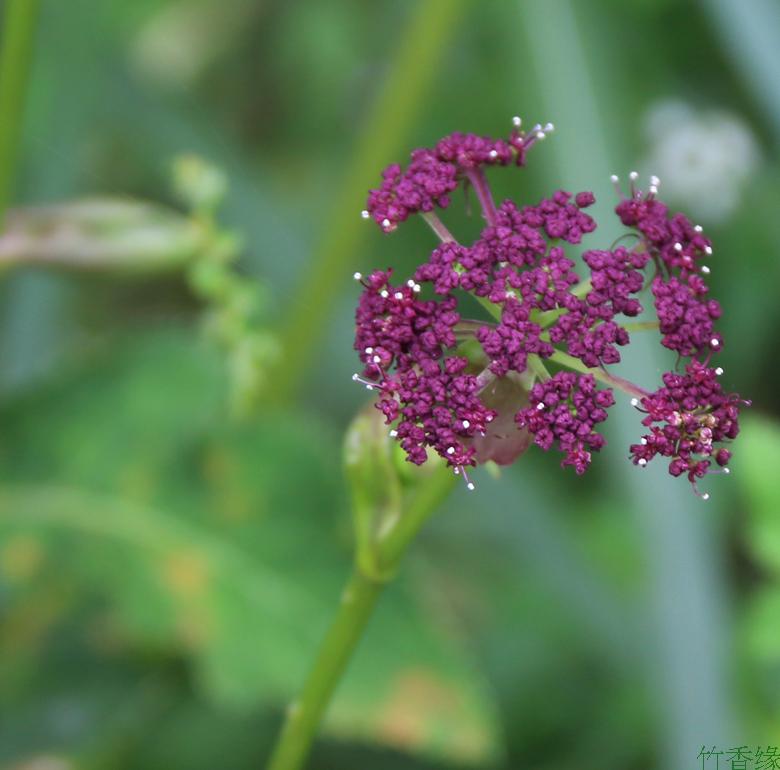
0, 0, 40, 225
269, 0, 468, 405
265, 567, 384, 770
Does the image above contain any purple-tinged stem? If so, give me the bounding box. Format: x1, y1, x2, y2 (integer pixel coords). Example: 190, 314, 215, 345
549, 350, 650, 400
464, 168, 497, 227
421, 211, 456, 243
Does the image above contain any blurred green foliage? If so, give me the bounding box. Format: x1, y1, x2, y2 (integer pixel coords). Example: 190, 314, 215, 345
0, 0, 778, 769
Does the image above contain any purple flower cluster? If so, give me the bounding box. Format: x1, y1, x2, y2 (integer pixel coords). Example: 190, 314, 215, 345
516, 373, 615, 474
365, 119, 552, 232
629, 361, 744, 497
353, 120, 746, 495
353, 269, 495, 478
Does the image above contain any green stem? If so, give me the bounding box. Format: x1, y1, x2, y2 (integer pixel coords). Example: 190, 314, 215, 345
266, 567, 385, 770
267, 461, 456, 770
548, 349, 649, 399
0, 0, 40, 225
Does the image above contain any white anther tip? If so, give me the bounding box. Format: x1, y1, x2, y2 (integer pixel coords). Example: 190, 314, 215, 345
701, 265, 711, 274
536, 403, 545, 411
380, 289, 389, 298
462, 420, 470, 429
489, 149, 498, 158
649, 185, 658, 195
381, 217, 391, 229
536, 131, 546, 140
394, 291, 403, 300
650, 175, 660, 186
372, 355, 381, 364
711, 338, 720, 347
704, 245, 713, 255
353, 271, 362, 281
544, 122, 555, 132
694, 224, 703, 233
715, 367, 724, 376
724, 467, 731, 475
702, 493, 710, 501
389, 429, 398, 438
360, 210, 370, 220
446, 446, 455, 455
629, 171, 639, 181
512, 115, 522, 127
630, 397, 640, 407
674, 242, 683, 252
640, 437, 647, 445
351, 373, 359, 381
638, 458, 647, 467
413, 283, 421, 293
467, 482, 475, 491
610, 174, 619, 183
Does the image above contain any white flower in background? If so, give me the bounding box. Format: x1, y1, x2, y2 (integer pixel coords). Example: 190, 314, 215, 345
642, 100, 759, 222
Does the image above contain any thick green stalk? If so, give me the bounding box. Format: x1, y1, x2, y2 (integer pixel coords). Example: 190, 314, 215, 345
270, 0, 467, 404
266, 567, 385, 770
0, 0, 40, 224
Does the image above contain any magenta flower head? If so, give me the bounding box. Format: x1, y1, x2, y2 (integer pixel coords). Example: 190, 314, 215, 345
352, 118, 748, 498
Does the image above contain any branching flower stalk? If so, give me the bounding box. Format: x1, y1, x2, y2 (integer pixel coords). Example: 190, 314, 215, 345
354, 117, 748, 498
266, 117, 749, 770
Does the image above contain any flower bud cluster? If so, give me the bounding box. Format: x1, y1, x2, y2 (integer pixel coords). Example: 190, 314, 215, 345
353, 120, 745, 494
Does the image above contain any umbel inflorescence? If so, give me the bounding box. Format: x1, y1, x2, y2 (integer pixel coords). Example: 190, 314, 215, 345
352, 117, 747, 498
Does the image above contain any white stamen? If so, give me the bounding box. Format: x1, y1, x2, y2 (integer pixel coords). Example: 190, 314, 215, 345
710, 338, 720, 348
394, 291, 403, 300
351, 373, 359, 381
630, 397, 640, 407
724, 467, 730, 475
453, 467, 460, 475
389, 429, 398, 438
694, 224, 703, 233
543, 122, 555, 132
466, 482, 475, 491
486, 414, 494, 422
702, 493, 710, 501
650, 175, 660, 187
701, 265, 711, 274
629, 171, 639, 181
365, 346, 373, 354
372, 355, 381, 364
640, 437, 647, 445
413, 283, 421, 293
536, 402, 545, 411
512, 116, 522, 128
353, 272, 362, 281
638, 458, 647, 466
381, 218, 391, 229
674, 242, 683, 252
446, 446, 455, 455
365, 385, 373, 390
462, 420, 470, 429
609, 174, 619, 183
380, 290, 389, 298
649, 185, 658, 195
360, 210, 370, 220
715, 367, 724, 376
489, 149, 498, 159
407, 279, 415, 287
536, 131, 546, 140
704, 245, 713, 255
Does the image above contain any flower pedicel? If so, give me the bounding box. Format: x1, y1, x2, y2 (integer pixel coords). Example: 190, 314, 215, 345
352, 118, 748, 498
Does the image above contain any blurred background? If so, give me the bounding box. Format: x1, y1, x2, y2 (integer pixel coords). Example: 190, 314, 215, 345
1, 0, 779, 768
